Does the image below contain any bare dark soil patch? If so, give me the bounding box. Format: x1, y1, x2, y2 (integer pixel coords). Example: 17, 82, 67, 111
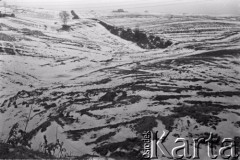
93, 138, 144, 160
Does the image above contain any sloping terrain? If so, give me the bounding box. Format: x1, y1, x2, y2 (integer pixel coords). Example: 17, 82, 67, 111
0, 10, 240, 159
0, 142, 55, 159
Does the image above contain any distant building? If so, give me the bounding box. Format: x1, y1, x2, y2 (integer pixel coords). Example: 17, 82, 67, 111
112, 9, 126, 13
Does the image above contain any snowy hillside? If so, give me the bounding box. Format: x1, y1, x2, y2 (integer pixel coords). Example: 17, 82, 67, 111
0, 8, 240, 159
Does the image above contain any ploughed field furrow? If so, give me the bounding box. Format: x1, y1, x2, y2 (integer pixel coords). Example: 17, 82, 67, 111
104, 15, 240, 51
1, 47, 239, 158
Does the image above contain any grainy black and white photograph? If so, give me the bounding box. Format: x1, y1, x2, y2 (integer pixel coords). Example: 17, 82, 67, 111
0, 0, 240, 159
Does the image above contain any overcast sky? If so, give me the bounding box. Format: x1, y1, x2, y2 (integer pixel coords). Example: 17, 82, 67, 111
4, 0, 240, 15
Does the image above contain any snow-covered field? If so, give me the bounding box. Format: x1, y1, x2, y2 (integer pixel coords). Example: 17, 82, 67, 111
0, 8, 240, 159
